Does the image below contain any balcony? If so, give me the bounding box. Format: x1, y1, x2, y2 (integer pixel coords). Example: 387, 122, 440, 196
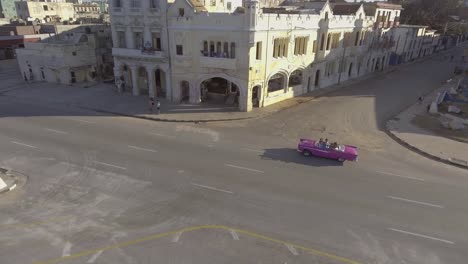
199, 55, 237, 70
112, 48, 166, 60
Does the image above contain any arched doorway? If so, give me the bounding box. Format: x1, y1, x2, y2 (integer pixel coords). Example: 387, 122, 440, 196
200, 77, 239, 105
288, 69, 303, 87
268, 73, 286, 93
348, 63, 353, 77
180, 81, 190, 103
314, 70, 320, 87
138, 67, 148, 95
252, 85, 261, 107
155, 69, 166, 98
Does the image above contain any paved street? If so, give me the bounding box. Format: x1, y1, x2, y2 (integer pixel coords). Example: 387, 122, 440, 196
1, 50, 468, 264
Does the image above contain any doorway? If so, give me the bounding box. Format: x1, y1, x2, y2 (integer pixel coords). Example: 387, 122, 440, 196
314, 70, 320, 87
252, 85, 261, 107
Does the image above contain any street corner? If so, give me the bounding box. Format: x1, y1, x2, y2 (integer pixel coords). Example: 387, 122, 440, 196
0, 167, 27, 196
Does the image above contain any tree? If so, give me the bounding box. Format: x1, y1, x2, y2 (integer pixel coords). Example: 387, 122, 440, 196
401, 0, 461, 31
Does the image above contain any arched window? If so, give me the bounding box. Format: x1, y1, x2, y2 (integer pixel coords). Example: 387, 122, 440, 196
289, 69, 303, 86
326, 33, 331, 50
268, 73, 286, 92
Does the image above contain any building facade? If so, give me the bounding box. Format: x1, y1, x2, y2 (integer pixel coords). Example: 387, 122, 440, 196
15, 1, 75, 23
0, 0, 17, 19
110, 0, 404, 112
16, 25, 113, 84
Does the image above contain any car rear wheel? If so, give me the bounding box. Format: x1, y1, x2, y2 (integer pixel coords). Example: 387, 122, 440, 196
303, 150, 311, 157
338, 157, 345, 162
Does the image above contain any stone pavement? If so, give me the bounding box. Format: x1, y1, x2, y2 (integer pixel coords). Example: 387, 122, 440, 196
387, 79, 468, 169
1, 63, 392, 123
0, 168, 17, 194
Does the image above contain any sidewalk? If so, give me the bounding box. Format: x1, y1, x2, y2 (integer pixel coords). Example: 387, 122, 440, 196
1, 66, 393, 122
387, 79, 468, 169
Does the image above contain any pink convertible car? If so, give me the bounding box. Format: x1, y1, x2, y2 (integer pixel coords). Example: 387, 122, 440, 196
297, 138, 358, 162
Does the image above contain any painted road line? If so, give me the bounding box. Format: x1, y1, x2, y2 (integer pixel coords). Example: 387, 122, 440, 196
69, 118, 94, 124
241, 148, 281, 157
388, 228, 455, 245
225, 164, 264, 173
171, 232, 182, 243
94, 161, 127, 170
286, 244, 299, 256
11, 141, 37, 149
230, 229, 240, 240
376, 171, 425, 181
149, 132, 176, 139
34, 225, 362, 264
62, 241, 72, 257
387, 196, 443, 208
128, 145, 158, 153
86, 250, 103, 263
44, 128, 68, 134
191, 183, 233, 194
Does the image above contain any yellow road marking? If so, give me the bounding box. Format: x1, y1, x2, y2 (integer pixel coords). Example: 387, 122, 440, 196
34, 225, 362, 264
0, 216, 72, 229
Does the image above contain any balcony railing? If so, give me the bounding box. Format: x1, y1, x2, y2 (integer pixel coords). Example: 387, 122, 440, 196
112, 48, 166, 59
199, 55, 236, 70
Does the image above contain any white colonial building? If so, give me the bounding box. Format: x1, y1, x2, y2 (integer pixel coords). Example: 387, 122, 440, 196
110, 0, 402, 112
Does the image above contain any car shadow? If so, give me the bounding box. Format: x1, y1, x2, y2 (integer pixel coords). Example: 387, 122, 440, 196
260, 148, 344, 167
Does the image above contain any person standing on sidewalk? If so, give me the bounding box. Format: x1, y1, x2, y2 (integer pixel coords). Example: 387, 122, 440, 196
149, 97, 155, 113
156, 99, 161, 114
418, 95, 424, 104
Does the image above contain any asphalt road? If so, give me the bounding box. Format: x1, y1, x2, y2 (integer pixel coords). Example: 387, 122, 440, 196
1, 50, 467, 264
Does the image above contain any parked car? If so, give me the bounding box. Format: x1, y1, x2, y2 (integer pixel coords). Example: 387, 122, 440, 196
297, 138, 358, 162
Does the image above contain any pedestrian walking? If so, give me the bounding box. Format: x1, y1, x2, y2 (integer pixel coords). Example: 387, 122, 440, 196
418, 95, 424, 104
149, 97, 155, 113
156, 100, 161, 114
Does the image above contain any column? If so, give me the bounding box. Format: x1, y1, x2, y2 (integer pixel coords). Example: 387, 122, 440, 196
147, 66, 156, 98
165, 68, 172, 102
126, 26, 134, 49
130, 65, 139, 96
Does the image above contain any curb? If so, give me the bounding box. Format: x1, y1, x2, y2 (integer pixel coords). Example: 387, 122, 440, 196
78, 106, 265, 123
385, 128, 468, 170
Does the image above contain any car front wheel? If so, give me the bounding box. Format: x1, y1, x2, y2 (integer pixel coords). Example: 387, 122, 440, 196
338, 157, 345, 162
303, 150, 311, 157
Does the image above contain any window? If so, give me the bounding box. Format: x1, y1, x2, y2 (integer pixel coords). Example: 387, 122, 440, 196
70, 72, 76, 83
216, 41, 222, 55
227, 2, 232, 10
152, 32, 161, 50
330, 33, 340, 49
230, 42, 236, 58
273, 38, 289, 58
176, 45, 183, 55
312, 40, 317, 53
130, 0, 141, 8
256, 41, 262, 60
134, 32, 143, 49
223, 42, 229, 57
294, 37, 308, 55
43, 5, 48, 11
320, 33, 325, 51
179, 8, 185, 17
203, 41, 208, 55
150, 0, 159, 8
117, 31, 126, 48
72, 51, 77, 56
326, 33, 331, 50
210, 41, 215, 56
354, 31, 360, 46
210, 0, 216, 6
